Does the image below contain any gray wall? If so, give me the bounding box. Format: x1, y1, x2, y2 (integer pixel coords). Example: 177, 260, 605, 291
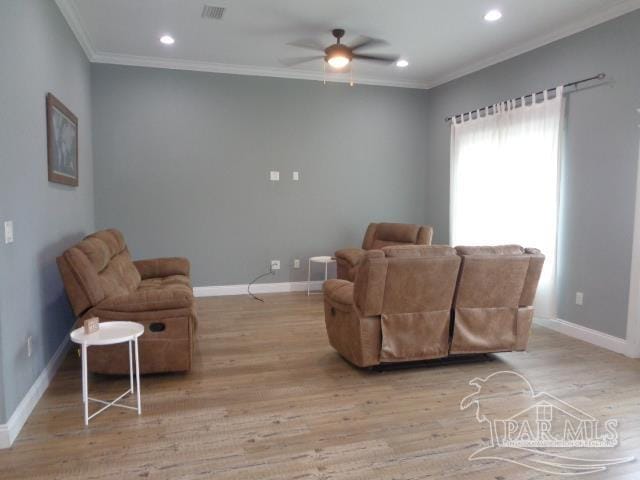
92, 65, 430, 286
425, 11, 640, 338
0, 0, 94, 422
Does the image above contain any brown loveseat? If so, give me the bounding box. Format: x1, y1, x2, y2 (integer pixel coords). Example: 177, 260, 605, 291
57, 229, 196, 374
323, 245, 544, 367
335, 223, 433, 281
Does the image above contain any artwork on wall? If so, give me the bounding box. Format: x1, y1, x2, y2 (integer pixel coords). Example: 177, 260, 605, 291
46, 93, 78, 186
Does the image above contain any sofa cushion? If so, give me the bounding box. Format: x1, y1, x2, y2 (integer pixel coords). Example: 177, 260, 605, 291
98, 285, 193, 313
134, 257, 191, 280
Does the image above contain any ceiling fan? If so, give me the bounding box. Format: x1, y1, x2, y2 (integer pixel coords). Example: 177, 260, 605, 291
281, 28, 399, 70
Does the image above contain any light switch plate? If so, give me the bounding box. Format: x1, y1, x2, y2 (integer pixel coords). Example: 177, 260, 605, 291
292, 171, 300, 181
293, 259, 300, 269
4, 221, 13, 244
271, 260, 280, 271
270, 171, 280, 181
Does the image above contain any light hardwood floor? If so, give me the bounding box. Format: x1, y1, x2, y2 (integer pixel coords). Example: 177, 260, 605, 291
1, 293, 639, 479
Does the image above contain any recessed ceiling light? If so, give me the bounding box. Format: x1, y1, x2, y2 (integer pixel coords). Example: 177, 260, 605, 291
160, 35, 175, 45
396, 59, 409, 68
484, 9, 503, 22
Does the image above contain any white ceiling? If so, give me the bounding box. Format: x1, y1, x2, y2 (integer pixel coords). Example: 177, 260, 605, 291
56, 0, 640, 89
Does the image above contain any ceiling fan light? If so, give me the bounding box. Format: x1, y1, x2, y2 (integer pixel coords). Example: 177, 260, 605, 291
327, 55, 350, 69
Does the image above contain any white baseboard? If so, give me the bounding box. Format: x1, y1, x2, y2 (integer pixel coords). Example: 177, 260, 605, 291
194, 280, 324, 297
0, 333, 72, 449
535, 317, 630, 356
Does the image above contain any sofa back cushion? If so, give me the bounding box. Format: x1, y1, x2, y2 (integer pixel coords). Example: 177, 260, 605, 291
450, 249, 530, 354
362, 223, 434, 250
454, 245, 545, 307
380, 246, 460, 315
59, 229, 141, 316
377, 245, 460, 362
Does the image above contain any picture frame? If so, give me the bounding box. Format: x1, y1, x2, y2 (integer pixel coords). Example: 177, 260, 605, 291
46, 93, 78, 186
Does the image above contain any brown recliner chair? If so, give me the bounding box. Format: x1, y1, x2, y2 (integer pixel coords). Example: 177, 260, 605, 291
335, 223, 434, 281
57, 229, 196, 374
323, 244, 544, 368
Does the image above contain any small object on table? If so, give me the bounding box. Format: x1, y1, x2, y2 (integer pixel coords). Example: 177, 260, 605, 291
70, 321, 144, 426
307, 256, 336, 296
83, 317, 100, 334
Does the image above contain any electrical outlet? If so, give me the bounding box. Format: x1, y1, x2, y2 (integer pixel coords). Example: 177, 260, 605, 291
575, 292, 584, 306
4, 220, 14, 244
292, 171, 300, 181
27, 336, 32, 358
271, 260, 280, 271
293, 259, 300, 269
270, 171, 280, 181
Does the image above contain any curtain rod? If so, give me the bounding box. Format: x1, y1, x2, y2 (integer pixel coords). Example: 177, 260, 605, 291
444, 73, 606, 123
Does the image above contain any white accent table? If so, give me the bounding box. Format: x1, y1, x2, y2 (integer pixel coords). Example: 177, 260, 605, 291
70, 321, 144, 426
307, 256, 335, 296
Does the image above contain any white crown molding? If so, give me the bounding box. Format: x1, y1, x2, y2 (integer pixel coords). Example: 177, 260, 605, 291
55, 0, 96, 60
90, 51, 431, 89
427, 0, 640, 88
535, 317, 631, 357
0, 333, 72, 449
194, 280, 323, 297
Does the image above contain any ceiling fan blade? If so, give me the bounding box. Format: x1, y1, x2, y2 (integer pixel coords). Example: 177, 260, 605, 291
286, 39, 326, 53
349, 36, 388, 51
352, 53, 399, 64
279, 55, 324, 67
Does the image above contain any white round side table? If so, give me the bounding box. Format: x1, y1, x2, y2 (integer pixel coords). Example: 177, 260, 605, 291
70, 321, 144, 426
307, 256, 336, 296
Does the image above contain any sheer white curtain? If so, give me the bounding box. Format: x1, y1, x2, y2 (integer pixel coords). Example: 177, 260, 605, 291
450, 87, 564, 319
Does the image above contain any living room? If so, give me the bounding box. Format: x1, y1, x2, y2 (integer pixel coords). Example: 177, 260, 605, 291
1, 0, 640, 478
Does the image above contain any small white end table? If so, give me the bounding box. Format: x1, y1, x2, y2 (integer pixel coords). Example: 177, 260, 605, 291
307, 256, 336, 295
70, 321, 144, 426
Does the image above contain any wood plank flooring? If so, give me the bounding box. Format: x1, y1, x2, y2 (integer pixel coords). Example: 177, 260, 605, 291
1, 293, 639, 479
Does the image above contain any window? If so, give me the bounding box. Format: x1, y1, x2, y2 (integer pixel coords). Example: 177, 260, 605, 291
450, 89, 564, 319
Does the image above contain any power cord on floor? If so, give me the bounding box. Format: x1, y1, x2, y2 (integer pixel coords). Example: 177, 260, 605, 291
247, 266, 275, 302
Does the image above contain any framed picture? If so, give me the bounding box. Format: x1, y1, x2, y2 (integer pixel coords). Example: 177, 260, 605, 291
46, 93, 78, 186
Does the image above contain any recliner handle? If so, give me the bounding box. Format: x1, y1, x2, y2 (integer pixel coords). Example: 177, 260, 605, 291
149, 322, 166, 333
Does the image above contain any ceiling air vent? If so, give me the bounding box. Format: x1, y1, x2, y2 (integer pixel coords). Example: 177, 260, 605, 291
201, 5, 225, 20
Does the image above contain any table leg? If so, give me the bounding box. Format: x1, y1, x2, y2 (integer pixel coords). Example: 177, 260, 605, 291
324, 261, 328, 283
307, 258, 311, 296
134, 337, 141, 415
82, 343, 88, 426
129, 340, 134, 394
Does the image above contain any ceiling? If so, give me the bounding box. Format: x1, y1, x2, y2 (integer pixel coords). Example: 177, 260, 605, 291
56, 0, 640, 89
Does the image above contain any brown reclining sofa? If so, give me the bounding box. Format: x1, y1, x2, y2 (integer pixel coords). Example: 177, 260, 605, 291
323, 244, 544, 367
335, 223, 433, 282
57, 229, 196, 374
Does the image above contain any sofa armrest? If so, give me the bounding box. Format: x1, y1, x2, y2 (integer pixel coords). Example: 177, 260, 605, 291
134, 257, 191, 279
323, 279, 354, 311
97, 288, 192, 313
334, 248, 366, 268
